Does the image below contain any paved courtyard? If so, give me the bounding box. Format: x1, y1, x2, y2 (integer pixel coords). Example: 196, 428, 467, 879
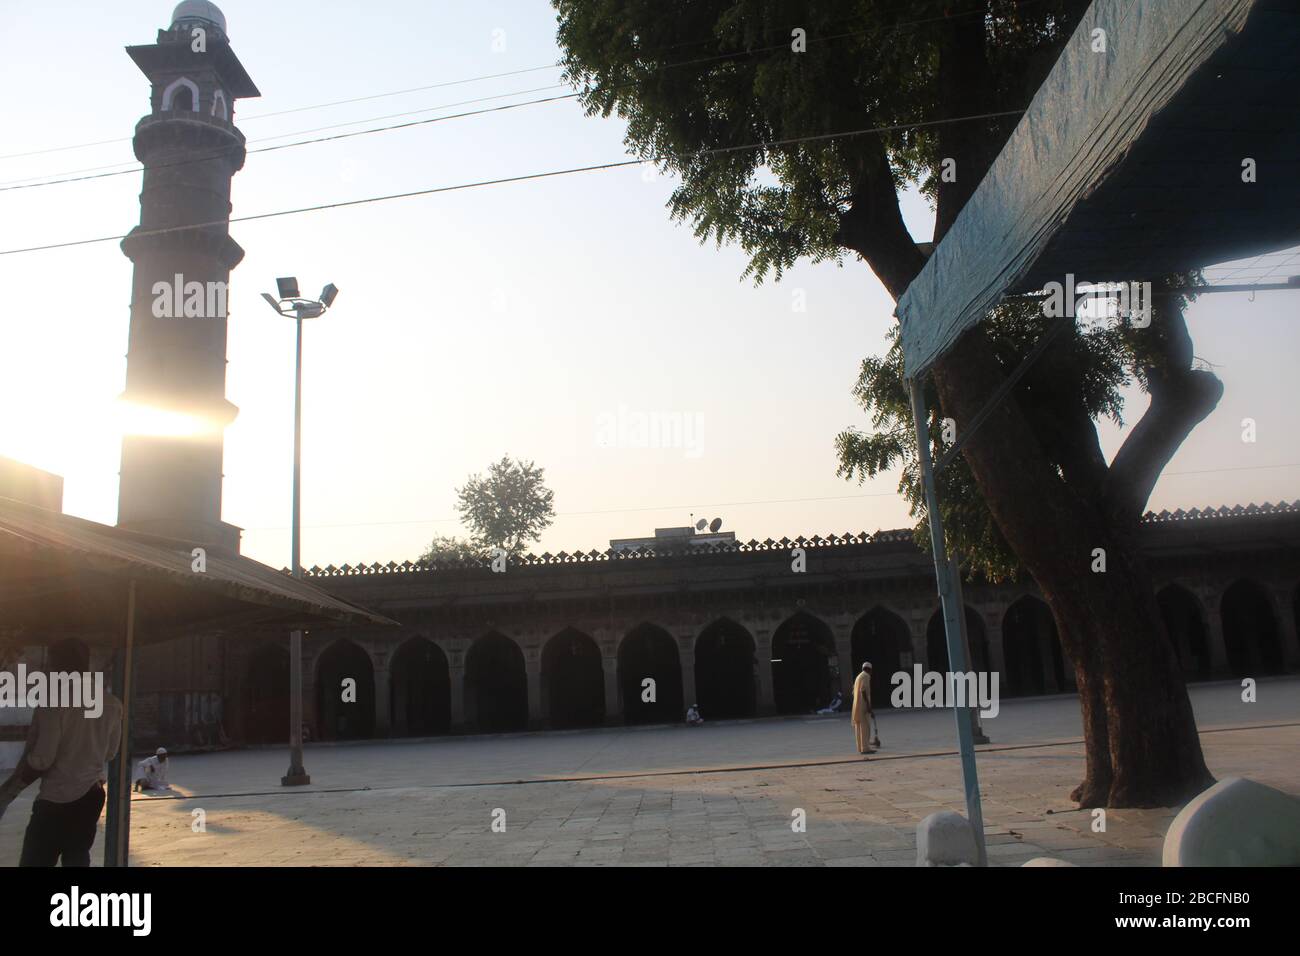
2, 677, 1297, 866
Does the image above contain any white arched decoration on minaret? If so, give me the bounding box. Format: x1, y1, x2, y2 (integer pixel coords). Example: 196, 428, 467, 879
211, 89, 228, 120
161, 76, 200, 112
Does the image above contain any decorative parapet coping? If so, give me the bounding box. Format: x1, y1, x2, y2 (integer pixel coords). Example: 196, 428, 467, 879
294, 500, 1299, 579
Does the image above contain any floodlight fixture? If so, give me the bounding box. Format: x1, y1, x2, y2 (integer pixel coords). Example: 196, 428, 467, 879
276, 276, 300, 299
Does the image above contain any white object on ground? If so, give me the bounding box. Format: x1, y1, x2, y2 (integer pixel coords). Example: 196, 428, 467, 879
1163, 776, 1300, 867
1022, 857, 1078, 866
916, 810, 978, 866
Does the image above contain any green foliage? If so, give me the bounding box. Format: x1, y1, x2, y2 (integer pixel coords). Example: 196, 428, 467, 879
556, 1, 1207, 581
555, 0, 1081, 281
454, 455, 556, 556
835, 288, 1201, 581
418, 535, 486, 565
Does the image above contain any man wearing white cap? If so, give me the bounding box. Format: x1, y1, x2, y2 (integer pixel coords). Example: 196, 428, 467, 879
133, 747, 171, 792
851, 662, 876, 755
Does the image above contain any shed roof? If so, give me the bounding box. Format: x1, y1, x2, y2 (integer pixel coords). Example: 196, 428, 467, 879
0, 496, 394, 645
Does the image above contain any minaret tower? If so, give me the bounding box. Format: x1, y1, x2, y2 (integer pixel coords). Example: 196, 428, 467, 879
117, 1, 259, 551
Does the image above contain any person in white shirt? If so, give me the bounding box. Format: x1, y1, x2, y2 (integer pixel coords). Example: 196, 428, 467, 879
685, 704, 703, 725
0, 639, 122, 867
133, 748, 171, 792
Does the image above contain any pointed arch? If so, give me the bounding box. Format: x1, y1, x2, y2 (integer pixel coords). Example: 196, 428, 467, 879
694, 618, 756, 719
161, 76, 200, 112
541, 627, 605, 728
1157, 584, 1211, 680
211, 88, 228, 119
464, 631, 527, 732
1002, 596, 1068, 697
618, 622, 682, 725
314, 639, 375, 740
389, 636, 450, 736
771, 610, 837, 714
850, 606, 911, 709
926, 606, 989, 674
1221, 579, 1283, 677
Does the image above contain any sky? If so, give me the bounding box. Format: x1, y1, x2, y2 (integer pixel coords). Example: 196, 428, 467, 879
1, 0, 1297, 572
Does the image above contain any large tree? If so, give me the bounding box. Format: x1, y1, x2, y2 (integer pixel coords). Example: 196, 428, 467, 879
556, 0, 1219, 806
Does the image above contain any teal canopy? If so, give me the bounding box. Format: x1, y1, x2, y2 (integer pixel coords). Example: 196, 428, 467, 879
896, 0, 1300, 377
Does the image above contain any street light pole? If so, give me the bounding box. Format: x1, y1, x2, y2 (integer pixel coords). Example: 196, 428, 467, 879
262, 278, 338, 788
283, 313, 310, 786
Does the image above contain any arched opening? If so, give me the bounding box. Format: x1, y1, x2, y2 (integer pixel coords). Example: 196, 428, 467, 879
1002, 596, 1068, 697
464, 632, 528, 733
389, 637, 450, 736
850, 607, 912, 709
211, 89, 228, 119
542, 628, 605, 728
1221, 579, 1283, 677
315, 640, 375, 740
618, 623, 682, 725
1157, 585, 1212, 680
161, 76, 199, 112
241, 643, 288, 744
694, 618, 756, 720
926, 606, 990, 674
771, 611, 838, 714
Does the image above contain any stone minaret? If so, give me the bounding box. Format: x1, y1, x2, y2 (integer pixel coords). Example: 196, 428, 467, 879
117, 2, 259, 551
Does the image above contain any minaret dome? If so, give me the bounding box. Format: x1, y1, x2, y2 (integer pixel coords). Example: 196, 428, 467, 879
171, 1, 228, 39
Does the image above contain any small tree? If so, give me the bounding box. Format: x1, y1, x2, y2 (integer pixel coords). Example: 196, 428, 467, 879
455, 456, 556, 556
418, 534, 486, 565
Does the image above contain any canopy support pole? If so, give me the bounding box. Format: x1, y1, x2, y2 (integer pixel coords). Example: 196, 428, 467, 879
908, 377, 988, 866
104, 578, 136, 867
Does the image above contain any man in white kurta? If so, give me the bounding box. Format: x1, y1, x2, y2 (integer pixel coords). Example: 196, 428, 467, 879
851, 662, 875, 755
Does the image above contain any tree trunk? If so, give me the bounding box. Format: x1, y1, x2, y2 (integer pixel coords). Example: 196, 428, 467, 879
932, 332, 1213, 807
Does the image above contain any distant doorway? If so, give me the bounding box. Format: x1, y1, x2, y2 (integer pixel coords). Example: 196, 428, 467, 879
771, 611, 837, 714
619, 623, 683, 724
695, 619, 756, 719
315, 640, 375, 740
390, 638, 450, 736
543, 628, 605, 729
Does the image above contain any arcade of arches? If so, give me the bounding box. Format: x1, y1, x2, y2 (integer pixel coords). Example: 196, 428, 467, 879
268, 572, 1299, 739
219, 510, 1300, 743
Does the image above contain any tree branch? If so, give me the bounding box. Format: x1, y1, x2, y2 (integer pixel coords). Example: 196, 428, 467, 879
834, 137, 926, 298
1105, 291, 1224, 523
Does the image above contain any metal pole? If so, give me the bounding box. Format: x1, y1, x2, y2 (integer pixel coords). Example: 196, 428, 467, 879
948, 556, 990, 744
908, 377, 987, 866
106, 579, 137, 867
283, 315, 310, 786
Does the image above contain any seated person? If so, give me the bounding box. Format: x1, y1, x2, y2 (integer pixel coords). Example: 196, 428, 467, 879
685, 704, 703, 726
132, 747, 171, 792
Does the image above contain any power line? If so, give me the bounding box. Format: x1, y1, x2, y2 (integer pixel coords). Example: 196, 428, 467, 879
0, 0, 1002, 161
0, 87, 577, 192
0, 109, 1026, 257
0, 63, 566, 162
1, 2, 1044, 191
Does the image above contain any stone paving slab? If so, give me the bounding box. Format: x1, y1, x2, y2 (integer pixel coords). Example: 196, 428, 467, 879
3, 720, 1295, 867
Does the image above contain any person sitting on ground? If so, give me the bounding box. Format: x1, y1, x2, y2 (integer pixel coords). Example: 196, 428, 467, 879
685, 704, 703, 726
132, 747, 171, 792
817, 691, 843, 715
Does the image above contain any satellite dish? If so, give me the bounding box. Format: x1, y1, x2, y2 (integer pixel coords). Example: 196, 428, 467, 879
695, 519, 707, 531
708, 518, 722, 533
